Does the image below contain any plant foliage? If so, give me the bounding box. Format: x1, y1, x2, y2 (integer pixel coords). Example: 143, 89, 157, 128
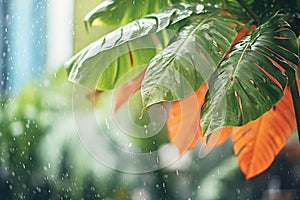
66, 0, 300, 179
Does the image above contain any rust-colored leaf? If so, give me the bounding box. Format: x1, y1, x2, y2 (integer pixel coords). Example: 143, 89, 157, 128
232, 79, 299, 180
113, 69, 145, 112
167, 83, 232, 154
167, 83, 207, 154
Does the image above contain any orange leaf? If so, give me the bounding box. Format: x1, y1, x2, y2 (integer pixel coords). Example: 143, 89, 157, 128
167, 83, 232, 154
232, 79, 299, 180
113, 69, 145, 112
167, 83, 207, 154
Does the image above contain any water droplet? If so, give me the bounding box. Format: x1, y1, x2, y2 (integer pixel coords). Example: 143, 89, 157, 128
156, 157, 160, 164
105, 118, 110, 129
9, 148, 15, 153
90, 186, 95, 192
36, 186, 41, 193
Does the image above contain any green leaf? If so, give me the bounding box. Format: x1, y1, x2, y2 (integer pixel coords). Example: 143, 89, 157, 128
201, 14, 299, 135
84, 0, 169, 28
65, 3, 205, 90
141, 12, 239, 107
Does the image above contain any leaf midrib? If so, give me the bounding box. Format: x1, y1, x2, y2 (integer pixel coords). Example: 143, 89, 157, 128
163, 14, 212, 65
228, 29, 262, 89
230, 40, 250, 85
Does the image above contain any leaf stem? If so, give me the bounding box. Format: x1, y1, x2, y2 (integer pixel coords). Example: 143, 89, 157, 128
237, 0, 259, 22
287, 71, 300, 143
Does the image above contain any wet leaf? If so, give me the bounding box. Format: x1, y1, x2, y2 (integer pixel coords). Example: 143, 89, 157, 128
201, 14, 299, 135
66, 3, 203, 90
142, 12, 239, 107
232, 78, 299, 179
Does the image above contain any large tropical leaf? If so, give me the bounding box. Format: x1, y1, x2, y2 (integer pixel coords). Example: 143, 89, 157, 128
201, 14, 299, 135
84, 0, 228, 29
167, 83, 207, 154
167, 83, 232, 154
84, 0, 169, 28
65, 3, 204, 90
141, 12, 240, 107
232, 78, 299, 180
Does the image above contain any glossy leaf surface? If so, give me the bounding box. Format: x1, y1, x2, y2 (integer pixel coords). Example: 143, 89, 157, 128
201, 15, 299, 135
141, 12, 239, 107
66, 3, 204, 90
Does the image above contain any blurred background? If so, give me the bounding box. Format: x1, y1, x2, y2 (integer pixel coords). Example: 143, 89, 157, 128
0, 0, 300, 199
